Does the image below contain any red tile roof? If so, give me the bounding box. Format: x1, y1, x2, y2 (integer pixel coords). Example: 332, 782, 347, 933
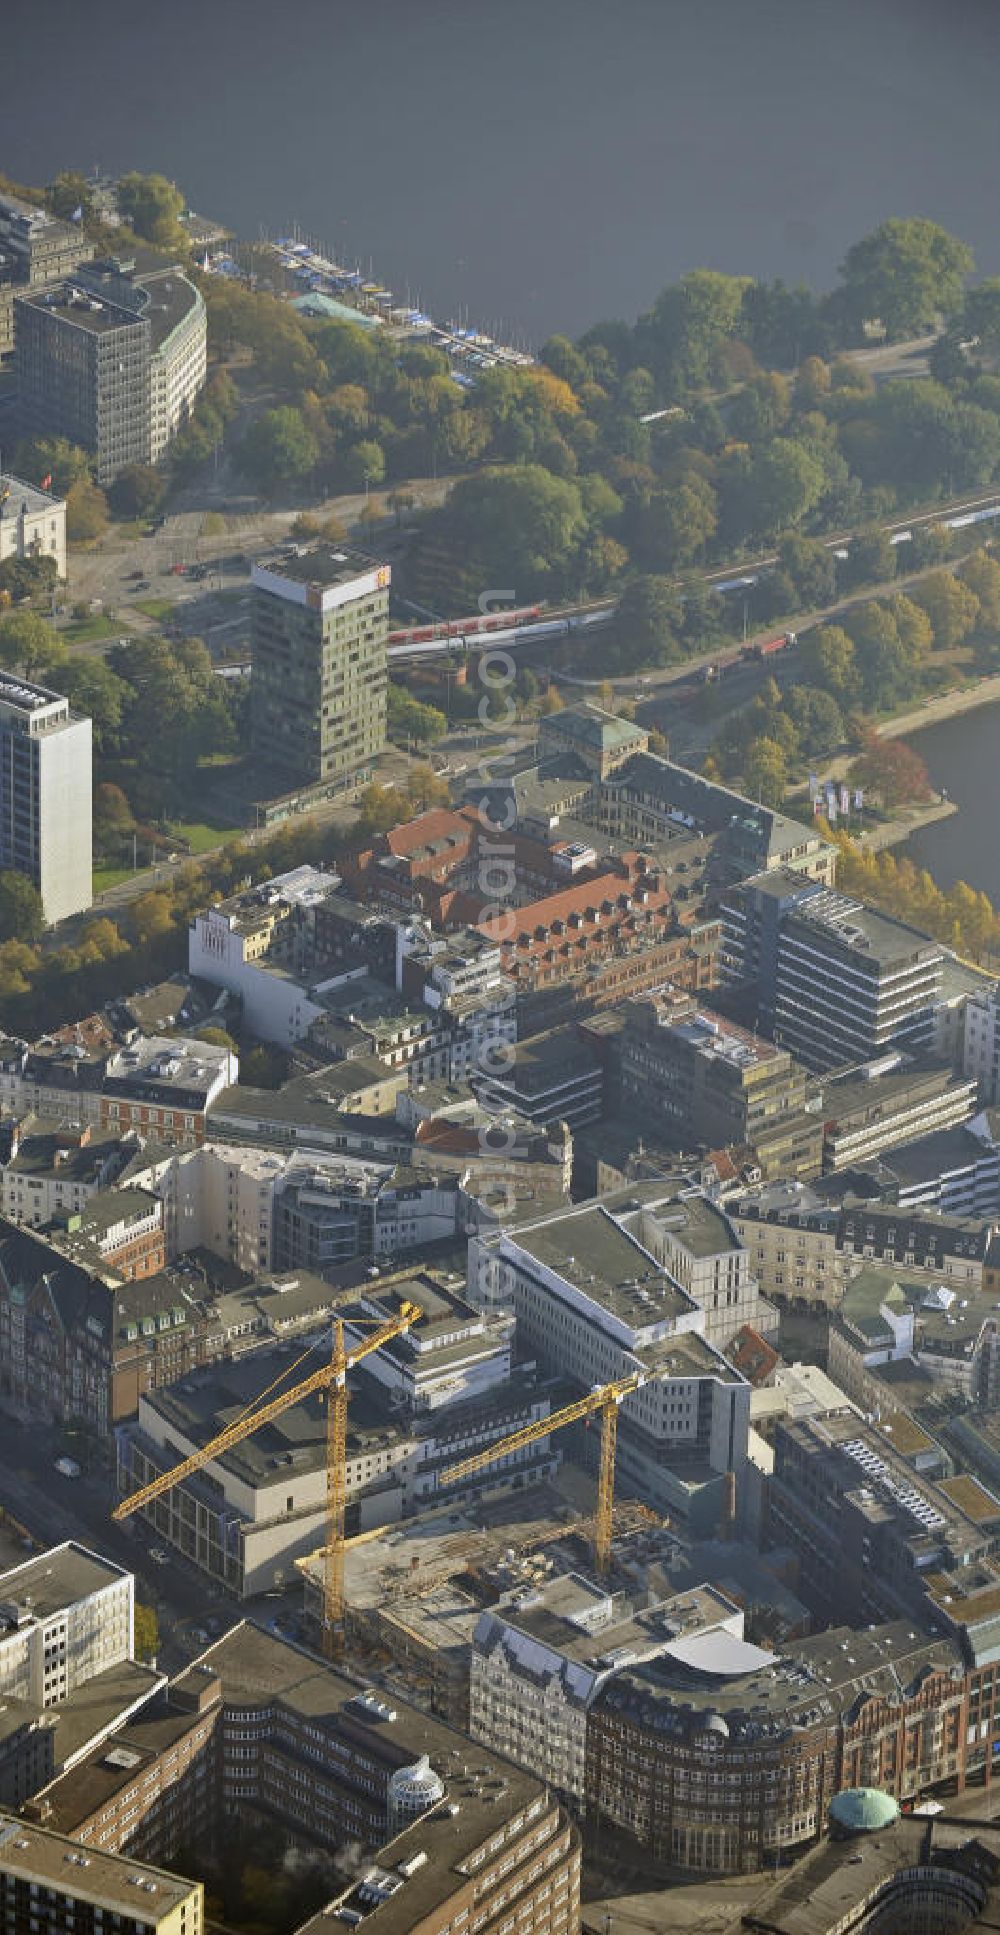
729, 1324, 780, 1386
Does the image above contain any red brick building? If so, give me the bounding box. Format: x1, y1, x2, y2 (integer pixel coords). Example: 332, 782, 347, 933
476, 854, 674, 991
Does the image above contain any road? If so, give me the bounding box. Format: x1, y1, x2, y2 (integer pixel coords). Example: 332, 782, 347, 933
0, 1410, 302, 1675
62, 474, 450, 621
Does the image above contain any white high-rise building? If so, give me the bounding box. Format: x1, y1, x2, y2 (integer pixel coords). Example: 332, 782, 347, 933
0, 673, 91, 923
0, 1544, 133, 1709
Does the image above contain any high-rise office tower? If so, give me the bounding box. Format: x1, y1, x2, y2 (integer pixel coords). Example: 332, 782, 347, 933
250, 546, 389, 790
0, 674, 92, 924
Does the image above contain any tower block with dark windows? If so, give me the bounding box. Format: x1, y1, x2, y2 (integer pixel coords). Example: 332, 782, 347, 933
250, 546, 389, 793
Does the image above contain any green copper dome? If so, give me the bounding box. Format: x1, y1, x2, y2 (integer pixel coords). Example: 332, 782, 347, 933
829, 1787, 900, 1834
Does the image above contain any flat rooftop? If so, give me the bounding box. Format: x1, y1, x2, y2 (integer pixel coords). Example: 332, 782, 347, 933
49, 1660, 164, 1771
26, 1702, 213, 1838
510, 1204, 695, 1328
18, 283, 137, 335
882, 1123, 993, 1189
0, 1542, 127, 1620
670, 1009, 785, 1069
792, 893, 943, 968
254, 543, 384, 590
603, 1618, 960, 1733
630, 1192, 740, 1259
0, 671, 68, 715
141, 268, 203, 350
0, 1816, 197, 1918
741, 1816, 1000, 1935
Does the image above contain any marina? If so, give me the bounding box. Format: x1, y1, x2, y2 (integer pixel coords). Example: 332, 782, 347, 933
204, 228, 535, 377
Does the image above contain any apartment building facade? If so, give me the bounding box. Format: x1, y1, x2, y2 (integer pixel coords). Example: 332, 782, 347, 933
250, 547, 388, 791
0, 1546, 133, 1712
15, 263, 205, 483
0, 1817, 201, 1935
618, 992, 821, 1178
586, 1621, 967, 1876
722, 874, 946, 1072
468, 1198, 751, 1529
26, 1626, 582, 1935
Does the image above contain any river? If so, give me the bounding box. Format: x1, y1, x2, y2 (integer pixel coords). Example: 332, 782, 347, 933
903, 703, 1000, 899
6, 0, 1000, 343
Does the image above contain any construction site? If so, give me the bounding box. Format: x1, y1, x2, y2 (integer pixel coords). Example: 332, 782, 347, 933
295, 1484, 669, 1723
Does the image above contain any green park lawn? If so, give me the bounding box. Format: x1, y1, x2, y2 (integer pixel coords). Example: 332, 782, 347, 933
134, 598, 175, 622
169, 819, 244, 854
62, 614, 121, 644
92, 865, 134, 894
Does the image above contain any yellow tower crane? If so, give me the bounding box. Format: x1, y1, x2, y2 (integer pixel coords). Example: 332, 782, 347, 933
113, 1301, 422, 1655
440, 1370, 645, 1576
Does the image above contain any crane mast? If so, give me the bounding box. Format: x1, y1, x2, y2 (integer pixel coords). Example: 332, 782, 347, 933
441, 1370, 644, 1576
113, 1300, 421, 1653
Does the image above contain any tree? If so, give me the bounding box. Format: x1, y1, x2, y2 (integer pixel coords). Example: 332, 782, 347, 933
793, 356, 832, 410
743, 735, 788, 808
133, 1603, 159, 1662
66, 480, 109, 542
840, 528, 896, 590
0, 872, 44, 941
14, 436, 91, 496
354, 783, 408, 837
46, 172, 93, 223
907, 521, 952, 570
727, 372, 791, 442
0, 611, 63, 676
94, 783, 135, 845
540, 334, 589, 390
108, 635, 235, 807
636, 270, 751, 396
0, 554, 59, 603
724, 439, 825, 541
632, 479, 718, 572
238, 408, 319, 493
357, 501, 384, 539
959, 551, 1000, 630
785, 685, 845, 757
910, 570, 981, 649
343, 440, 386, 492
116, 173, 187, 251
742, 279, 828, 368
415, 466, 588, 607
837, 219, 974, 339
884, 593, 933, 658
844, 600, 927, 709
964, 279, 1000, 354
778, 535, 838, 609
198, 1026, 238, 1052
849, 735, 933, 812
611, 575, 684, 672
405, 764, 450, 811
109, 464, 166, 521
58, 660, 128, 757
677, 575, 726, 649
386, 686, 447, 747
